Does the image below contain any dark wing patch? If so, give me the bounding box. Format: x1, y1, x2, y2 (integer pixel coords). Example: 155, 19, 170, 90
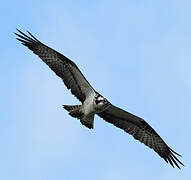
15, 29, 94, 103
98, 105, 184, 169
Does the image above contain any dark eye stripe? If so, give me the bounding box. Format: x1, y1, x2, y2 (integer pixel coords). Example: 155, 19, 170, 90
95, 98, 104, 104
96, 99, 102, 103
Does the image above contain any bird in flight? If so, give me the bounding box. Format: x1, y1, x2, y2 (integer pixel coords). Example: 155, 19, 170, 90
15, 29, 184, 169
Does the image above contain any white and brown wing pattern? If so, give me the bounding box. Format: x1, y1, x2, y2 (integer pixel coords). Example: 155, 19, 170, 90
15, 29, 94, 103
98, 105, 184, 169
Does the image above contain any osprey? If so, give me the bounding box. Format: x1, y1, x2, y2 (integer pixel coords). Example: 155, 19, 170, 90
15, 29, 184, 169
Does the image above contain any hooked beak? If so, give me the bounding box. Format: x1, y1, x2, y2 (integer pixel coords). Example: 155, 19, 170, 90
103, 98, 108, 104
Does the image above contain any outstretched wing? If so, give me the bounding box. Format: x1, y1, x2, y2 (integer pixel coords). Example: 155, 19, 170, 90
15, 29, 95, 103
98, 105, 184, 169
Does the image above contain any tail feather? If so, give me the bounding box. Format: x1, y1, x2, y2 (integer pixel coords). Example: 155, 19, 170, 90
63, 105, 81, 112
63, 105, 83, 119
63, 105, 94, 129
80, 114, 94, 129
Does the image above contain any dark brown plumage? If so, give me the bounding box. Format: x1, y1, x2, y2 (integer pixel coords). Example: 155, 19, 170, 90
15, 29, 94, 103
15, 29, 184, 169
98, 105, 184, 168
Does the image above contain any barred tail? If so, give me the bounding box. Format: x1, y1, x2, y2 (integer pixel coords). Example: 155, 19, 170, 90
63, 105, 83, 119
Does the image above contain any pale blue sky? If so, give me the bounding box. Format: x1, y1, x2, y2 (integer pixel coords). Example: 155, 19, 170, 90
1, 0, 190, 179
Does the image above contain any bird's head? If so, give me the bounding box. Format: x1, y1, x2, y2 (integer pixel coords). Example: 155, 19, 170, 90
94, 93, 109, 112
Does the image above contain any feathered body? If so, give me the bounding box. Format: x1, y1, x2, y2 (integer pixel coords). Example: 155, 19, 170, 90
15, 29, 184, 169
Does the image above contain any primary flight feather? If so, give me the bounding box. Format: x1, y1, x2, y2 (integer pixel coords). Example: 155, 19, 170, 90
15, 29, 184, 169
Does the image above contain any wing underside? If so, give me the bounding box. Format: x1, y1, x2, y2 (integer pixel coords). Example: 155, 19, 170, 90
15, 29, 95, 102
98, 105, 184, 169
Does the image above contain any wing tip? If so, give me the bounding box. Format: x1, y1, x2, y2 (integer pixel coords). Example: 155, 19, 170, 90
164, 147, 184, 169
14, 28, 40, 45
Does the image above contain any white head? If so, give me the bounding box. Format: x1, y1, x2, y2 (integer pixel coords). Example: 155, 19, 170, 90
94, 93, 109, 112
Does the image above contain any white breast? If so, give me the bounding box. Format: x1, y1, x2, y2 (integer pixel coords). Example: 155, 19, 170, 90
82, 91, 96, 115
